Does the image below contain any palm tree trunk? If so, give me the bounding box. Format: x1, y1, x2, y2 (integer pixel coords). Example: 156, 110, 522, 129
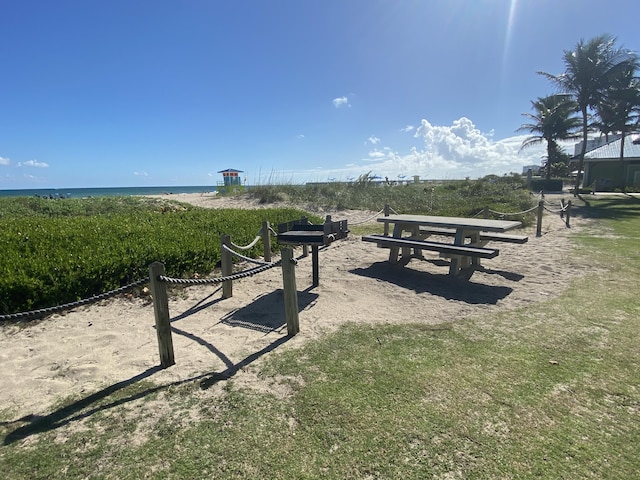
574, 108, 589, 196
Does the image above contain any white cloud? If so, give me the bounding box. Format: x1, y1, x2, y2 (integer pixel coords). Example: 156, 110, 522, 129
291, 117, 551, 183
332, 96, 350, 108
19, 159, 49, 168
296, 134, 305, 139
402, 125, 415, 133
367, 135, 381, 145
0, 156, 10, 166
133, 171, 148, 177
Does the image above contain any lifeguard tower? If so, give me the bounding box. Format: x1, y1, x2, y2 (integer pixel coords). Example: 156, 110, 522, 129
217, 168, 244, 187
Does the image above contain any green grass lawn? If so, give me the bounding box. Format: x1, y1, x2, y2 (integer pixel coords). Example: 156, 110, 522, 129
1, 196, 639, 479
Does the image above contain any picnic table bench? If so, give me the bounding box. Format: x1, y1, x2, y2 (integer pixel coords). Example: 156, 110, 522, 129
417, 226, 528, 246
364, 214, 527, 278
361, 234, 499, 259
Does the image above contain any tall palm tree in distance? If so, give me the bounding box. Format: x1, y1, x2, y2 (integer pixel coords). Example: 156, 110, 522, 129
518, 94, 581, 179
539, 34, 638, 194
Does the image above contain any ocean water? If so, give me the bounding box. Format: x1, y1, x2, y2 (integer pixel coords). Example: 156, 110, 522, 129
0, 185, 219, 198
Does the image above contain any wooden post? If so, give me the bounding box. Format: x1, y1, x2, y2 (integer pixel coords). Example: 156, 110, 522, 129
262, 220, 272, 263
148, 262, 175, 368
312, 245, 319, 287
384, 204, 390, 236
301, 217, 309, 257
483, 206, 489, 219
536, 200, 544, 237
221, 234, 233, 298
281, 247, 300, 336
565, 200, 572, 228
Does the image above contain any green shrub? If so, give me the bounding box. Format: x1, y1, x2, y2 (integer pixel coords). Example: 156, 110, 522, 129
250, 176, 533, 220
0, 197, 316, 316
529, 178, 564, 193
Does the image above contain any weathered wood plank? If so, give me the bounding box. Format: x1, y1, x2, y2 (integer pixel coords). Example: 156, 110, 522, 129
418, 227, 528, 244
361, 234, 499, 259
377, 214, 521, 232
281, 247, 300, 336
148, 262, 175, 368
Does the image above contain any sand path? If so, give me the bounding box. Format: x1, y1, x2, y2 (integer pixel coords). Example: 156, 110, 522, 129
0, 193, 586, 418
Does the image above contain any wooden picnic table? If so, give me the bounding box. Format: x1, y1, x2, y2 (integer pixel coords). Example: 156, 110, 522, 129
363, 214, 525, 278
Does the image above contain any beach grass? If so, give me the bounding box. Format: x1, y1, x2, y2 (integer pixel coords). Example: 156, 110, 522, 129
1, 196, 638, 478
248, 175, 536, 220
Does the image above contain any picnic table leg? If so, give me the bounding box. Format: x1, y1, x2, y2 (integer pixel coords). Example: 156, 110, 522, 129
409, 224, 424, 259
400, 224, 416, 260
469, 232, 482, 269
389, 223, 403, 263
449, 228, 466, 276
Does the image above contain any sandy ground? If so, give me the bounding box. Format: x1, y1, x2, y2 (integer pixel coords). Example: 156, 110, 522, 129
0, 192, 588, 419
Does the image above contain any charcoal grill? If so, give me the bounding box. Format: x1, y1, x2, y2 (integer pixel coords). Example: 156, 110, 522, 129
277, 216, 349, 286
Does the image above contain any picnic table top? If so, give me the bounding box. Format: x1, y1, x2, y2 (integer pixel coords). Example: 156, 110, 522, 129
377, 214, 522, 233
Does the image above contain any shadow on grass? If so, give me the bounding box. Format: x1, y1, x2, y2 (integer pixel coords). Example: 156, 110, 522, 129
350, 261, 513, 304
571, 196, 640, 221
3, 251, 319, 446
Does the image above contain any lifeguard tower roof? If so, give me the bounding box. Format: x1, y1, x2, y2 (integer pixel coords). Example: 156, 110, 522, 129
217, 168, 244, 187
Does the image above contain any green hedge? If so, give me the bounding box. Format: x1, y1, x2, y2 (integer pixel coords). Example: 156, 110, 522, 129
529, 178, 564, 193
0, 198, 317, 316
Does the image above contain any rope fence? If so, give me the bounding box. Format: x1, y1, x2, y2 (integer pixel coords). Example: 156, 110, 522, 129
487, 205, 539, 217
0, 277, 150, 322
1, 197, 573, 366
222, 243, 274, 265
0, 216, 324, 325
229, 233, 263, 251
0, 218, 307, 368
1, 197, 571, 322
348, 208, 386, 225
149, 242, 299, 367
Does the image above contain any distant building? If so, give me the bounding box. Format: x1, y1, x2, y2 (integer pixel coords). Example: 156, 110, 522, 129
217, 168, 244, 187
571, 135, 640, 190
522, 165, 541, 175
573, 134, 622, 156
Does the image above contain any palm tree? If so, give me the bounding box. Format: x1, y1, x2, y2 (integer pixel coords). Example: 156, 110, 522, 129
597, 63, 640, 189
539, 34, 637, 194
518, 94, 581, 179
591, 101, 619, 143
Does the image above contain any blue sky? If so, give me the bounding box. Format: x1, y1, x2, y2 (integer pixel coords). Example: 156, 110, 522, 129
1, 0, 639, 189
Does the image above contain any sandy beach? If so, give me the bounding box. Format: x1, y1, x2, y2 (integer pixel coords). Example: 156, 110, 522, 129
0, 192, 588, 419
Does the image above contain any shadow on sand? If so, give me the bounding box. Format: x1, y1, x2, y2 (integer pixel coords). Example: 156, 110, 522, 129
218, 288, 319, 333
350, 261, 515, 304
1, 286, 320, 446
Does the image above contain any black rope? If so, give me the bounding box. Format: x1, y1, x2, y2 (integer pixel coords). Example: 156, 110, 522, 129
0, 277, 150, 322
159, 260, 281, 285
